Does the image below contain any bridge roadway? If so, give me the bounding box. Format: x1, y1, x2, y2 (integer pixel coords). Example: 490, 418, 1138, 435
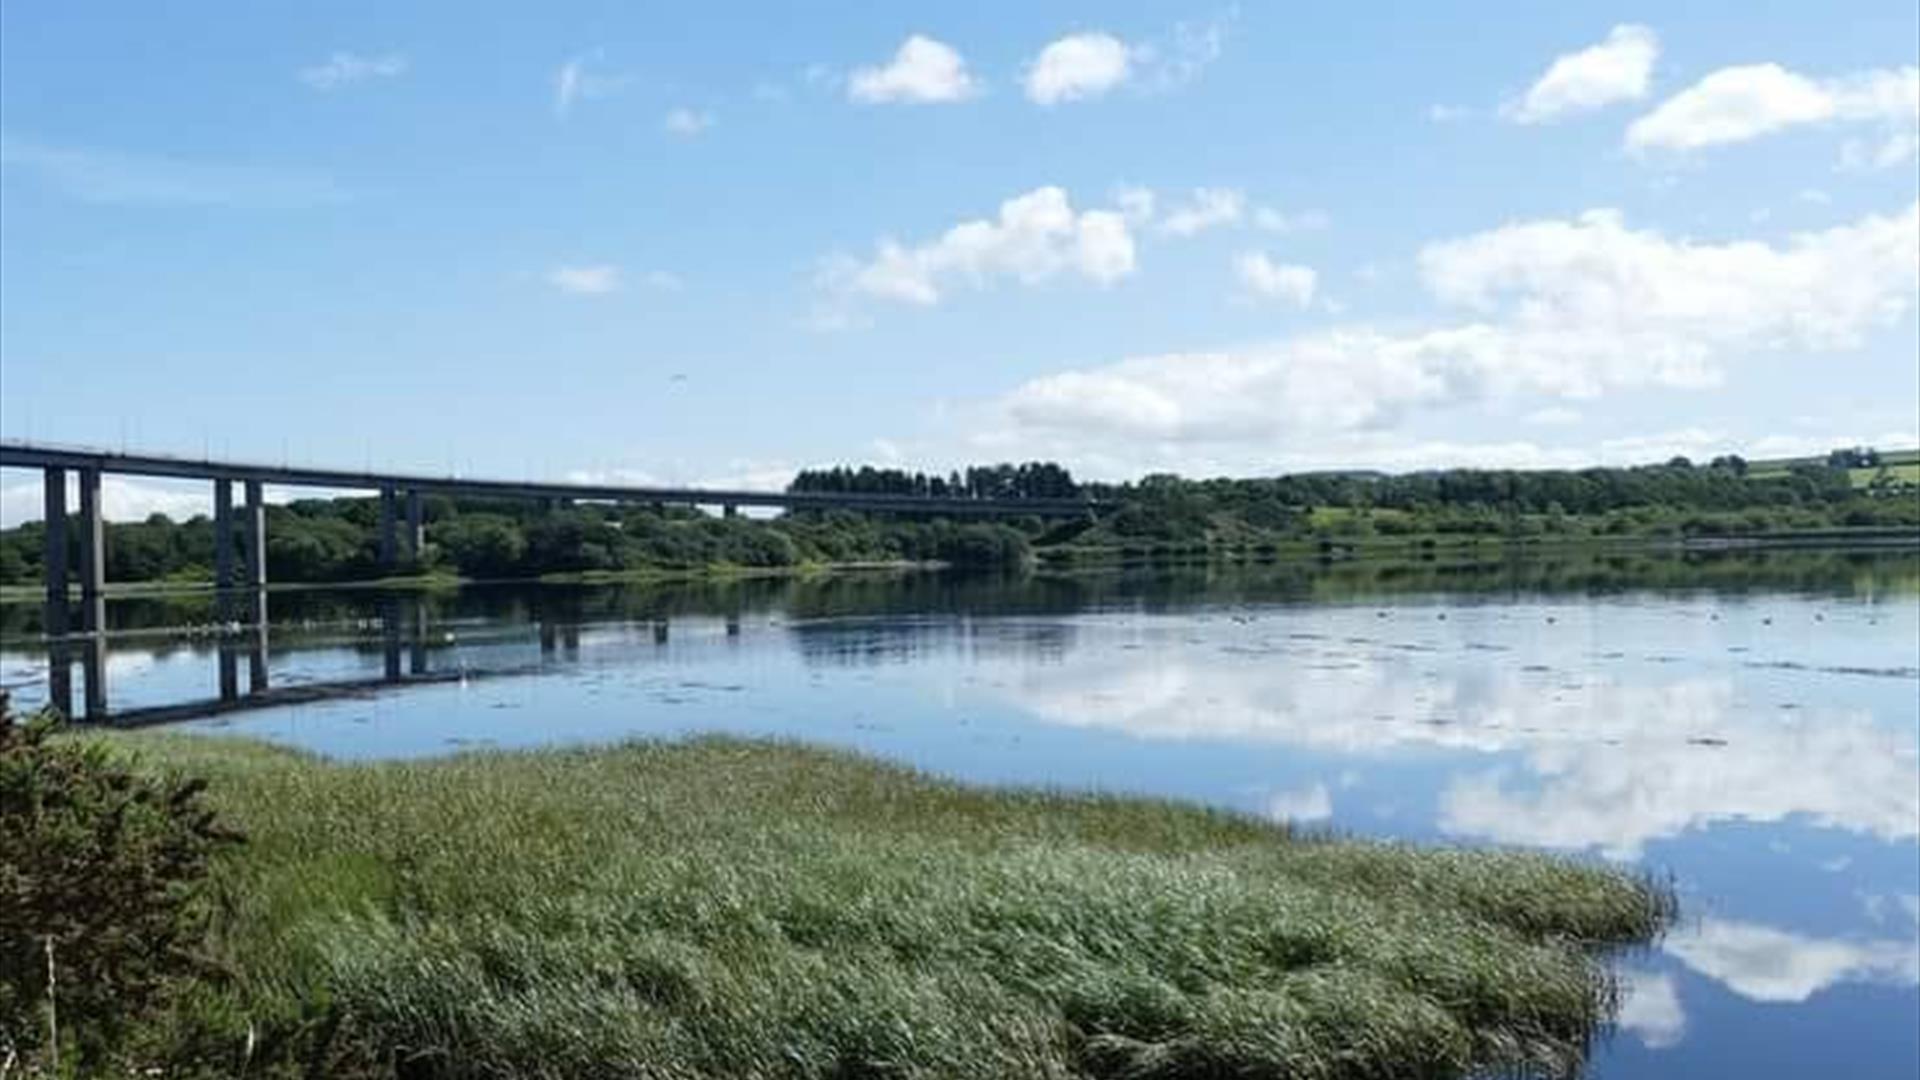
1, 439, 1099, 643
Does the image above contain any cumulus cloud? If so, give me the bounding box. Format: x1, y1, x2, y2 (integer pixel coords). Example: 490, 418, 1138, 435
1627, 63, 1919, 164
849, 35, 979, 104
995, 621, 1920, 868
0, 475, 216, 527
1666, 919, 1920, 1003
547, 264, 622, 295
1505, 24, 1659, 123
1438, 686, 1920, 859
824, 186, 1135, 305
1264, 782, 1333, 823
1159, 187, 1245, 235
1113, 185, 1156, 224
1026, 32, 1135, 105
996, 202, 1917, 449
1234, 252, 1317, 307
299, 51, 407, 90
1615, 970, 1686, 1050
1524, 406, 1582, 426
1254, 206, 1330, 233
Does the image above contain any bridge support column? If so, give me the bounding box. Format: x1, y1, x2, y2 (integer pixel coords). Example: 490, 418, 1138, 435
247, 590, 269, 692
213, 479, 235, 591
42, 467, 68, 637
77, 467, 105, 633
47, 638, 73, 720
723, 504, 738, 519
378, 487, 398, 569
243, 480, 267, 589
81, 636, 106, 721
405, 489, 425, 564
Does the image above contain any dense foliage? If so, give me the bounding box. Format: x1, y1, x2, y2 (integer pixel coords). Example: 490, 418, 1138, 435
1, 453, 1913, 588
0, 698, 237, 1073
0, 498, 1039, 586
789, 461, 1078, 499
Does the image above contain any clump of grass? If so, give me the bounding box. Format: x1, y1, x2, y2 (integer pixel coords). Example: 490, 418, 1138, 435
106, 733, 1672, 1078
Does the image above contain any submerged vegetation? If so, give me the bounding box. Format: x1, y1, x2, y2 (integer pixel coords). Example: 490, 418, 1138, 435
21, 727, 1673, 1078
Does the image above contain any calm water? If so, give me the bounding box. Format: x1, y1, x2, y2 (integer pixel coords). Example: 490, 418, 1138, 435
4, 550, 1917, 1078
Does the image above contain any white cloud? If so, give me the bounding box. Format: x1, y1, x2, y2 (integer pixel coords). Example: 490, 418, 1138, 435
638, 269, 683, 291
547, 264, 622, 295
1438, 685, 1920, 859
1667, 919, 1920, 1003
299, 51, 407, 91
1235, 252, 1317, 307
982, 202, 1918, 463
663, 107, 714, 136
1253, 206, 1330, 233
1159, 187, 1245, 236
1615, 970, 1686, 1050
1418, 202, 1920, 356
1505, 24, 1659, 124
825, 186, 1135, 306
1627, 63, 1919, 163
1026, 32, 1135, 105
1114, 185, 1156, 224
1524, 406, 1582, 426
1264, 782, 1333, 823
848, 35, 979, 104
0, 476, 216, 527
553, 52, 629, 117
1143, 14, 1230, 92
1428, 103, 1471, 123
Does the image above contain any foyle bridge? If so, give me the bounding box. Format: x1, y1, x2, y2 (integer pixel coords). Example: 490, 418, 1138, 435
0, 439, 1100, 635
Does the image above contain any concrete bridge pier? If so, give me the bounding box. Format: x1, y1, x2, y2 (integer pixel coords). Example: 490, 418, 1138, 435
408, 597, 428, 675
80, 636, 105, 721
46, 638, 73, 719
213, 479, 235, 591
243, 480, 267, 589
723, 504, 738, 519
248, 590, 269, 693
378, 487, 398, 569
42, 466, 68, 637
406, 489, 426, 563
77, 467, 105, 632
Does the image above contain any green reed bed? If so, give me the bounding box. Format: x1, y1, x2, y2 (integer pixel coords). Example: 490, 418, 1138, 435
103, 733, 1671, 1078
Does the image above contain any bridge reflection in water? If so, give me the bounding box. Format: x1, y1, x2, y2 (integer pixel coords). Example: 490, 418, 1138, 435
30, 588, 721, 730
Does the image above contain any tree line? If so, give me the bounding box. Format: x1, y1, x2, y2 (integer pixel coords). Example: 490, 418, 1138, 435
788, 462, 1079, 500
1, 452, 1913, 587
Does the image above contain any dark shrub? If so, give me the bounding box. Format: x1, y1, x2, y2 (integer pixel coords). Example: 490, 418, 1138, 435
0, 696, 238, 1072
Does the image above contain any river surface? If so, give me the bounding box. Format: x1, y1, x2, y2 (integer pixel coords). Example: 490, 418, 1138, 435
3, 550, 1917, 1078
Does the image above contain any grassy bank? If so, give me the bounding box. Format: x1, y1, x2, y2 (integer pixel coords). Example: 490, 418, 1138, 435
88, 732, 1671, 1078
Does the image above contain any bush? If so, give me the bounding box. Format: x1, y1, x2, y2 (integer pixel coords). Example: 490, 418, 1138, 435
0, 697, 238, 1072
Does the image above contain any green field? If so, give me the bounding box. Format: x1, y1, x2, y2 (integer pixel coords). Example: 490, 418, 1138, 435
1744, 448, 1920, 489
23, 730, 1674, 1079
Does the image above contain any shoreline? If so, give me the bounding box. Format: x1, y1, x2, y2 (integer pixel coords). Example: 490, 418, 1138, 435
57, 728, 1674, 1078
3, 529, 1916, 604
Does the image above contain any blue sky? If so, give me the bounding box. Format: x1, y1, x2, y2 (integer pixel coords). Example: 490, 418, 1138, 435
2, 1, 1917, 519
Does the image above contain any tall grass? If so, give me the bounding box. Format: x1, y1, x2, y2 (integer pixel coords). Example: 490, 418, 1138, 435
109, 733, 1672, 1078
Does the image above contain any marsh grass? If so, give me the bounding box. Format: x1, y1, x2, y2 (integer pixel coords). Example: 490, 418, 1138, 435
106, 733, 1672, 1078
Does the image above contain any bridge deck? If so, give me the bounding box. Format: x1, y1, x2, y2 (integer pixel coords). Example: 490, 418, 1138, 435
0, 439, 1099, 517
